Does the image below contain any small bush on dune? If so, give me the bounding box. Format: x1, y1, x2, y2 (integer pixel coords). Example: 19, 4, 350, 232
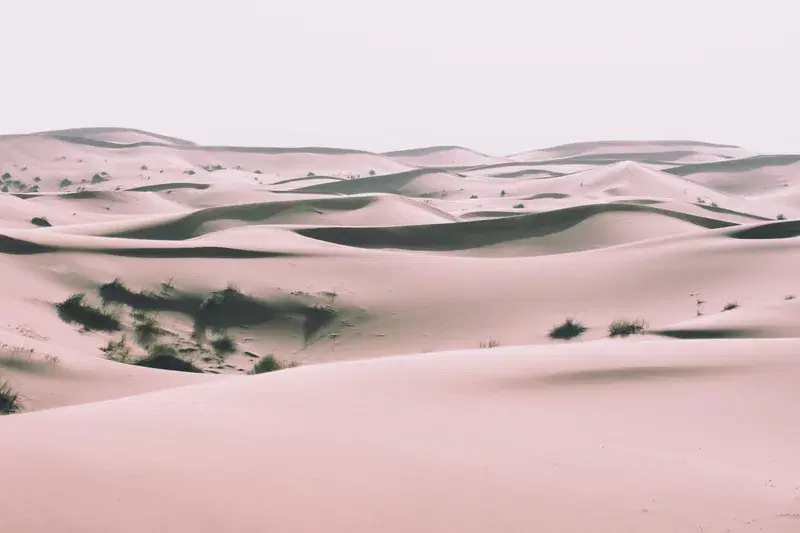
99, 278, 131, 303
210, 332, 237, 356
56, 293, 122, 332
183, 169, 196, 175
777, 214, 786, 220
548, 318, 588, 340
513, 203, 524, 209
0, 380, 22, 415
59, 178, 72, 188
102, 336, 132, 362
607, 318, 647, 338
249, 354, 299, 374
470, 194, 478, 199
722, 301, 739, 311
479, 338, 500, 349
30, 216, 51, 227
135, 343, 202, 373
302, 304, 337, 342
786, 294, 796, 300
133, 312, 165, 347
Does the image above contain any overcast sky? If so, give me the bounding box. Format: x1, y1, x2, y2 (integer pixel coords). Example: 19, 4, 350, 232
1, 0, 798, 154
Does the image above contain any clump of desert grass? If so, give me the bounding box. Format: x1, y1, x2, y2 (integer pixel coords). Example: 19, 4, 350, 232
548, 318, 588, 340
30, 216, 51, 227
722, 301, 740, 311
133, 311, 165, 347
134, 343, 202, 373
56, 293, 122, 332
0, 379, 22, 415
249, 354, 300, 375
210, 332, 237, 356
101, 336, 132, 363
607, 318, 647, 338
479, 338, 500, 349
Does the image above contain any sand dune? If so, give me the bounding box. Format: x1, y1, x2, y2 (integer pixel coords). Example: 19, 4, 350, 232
1, 129, 799, 533
2, 340, 799, 533
513, 139, 755, 162
383, 145, 511, 167
297, 202, 734, 256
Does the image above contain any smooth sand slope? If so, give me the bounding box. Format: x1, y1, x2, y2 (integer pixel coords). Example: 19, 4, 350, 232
1, 129, 799, 532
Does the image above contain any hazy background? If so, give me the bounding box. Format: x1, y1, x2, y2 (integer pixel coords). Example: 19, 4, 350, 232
1, 0, 797, 154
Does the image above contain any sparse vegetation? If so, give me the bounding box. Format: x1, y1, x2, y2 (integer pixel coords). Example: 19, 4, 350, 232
307, 172, 316, 177
1, 172, 11, 180
254, 169, 263, 174
470, 194, 478, 199
777, 214, 787, 220
140, 165, 148, 171
210, 332, 237, 356
500, 190, 506, 197
548, 318, 588, 340
183, 169, 196, 175
98, 278, 130, 303
786, 294, 796, 300
133, 312, 165, 347
0, 380, 22, 415
30, 216, 51, 227
56, 293, 122, 332
479, 338, 500, 348
607, 319, 647, 338
249, 354, 299, 374
135, 343, 202, 373
368, 169, 376, 176
722, 301, 739, 311
513, 203, 524, 209
91, 173, 107, 184
59, 178, 72, 188
102, 336, 132, 363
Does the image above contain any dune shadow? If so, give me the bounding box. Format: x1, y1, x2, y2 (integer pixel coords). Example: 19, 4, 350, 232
730, 220, 800, 240
536, 364, 747, 386
650, 328, 756, 339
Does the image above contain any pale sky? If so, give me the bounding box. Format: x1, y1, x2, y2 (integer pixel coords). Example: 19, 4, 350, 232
1, 0, 798, 154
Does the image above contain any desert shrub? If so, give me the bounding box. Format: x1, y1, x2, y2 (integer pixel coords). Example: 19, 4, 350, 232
135, 343, 202, 373
249, 354, 299, 374
98, 278, 130, 303
140, 165, 148, 171
254, 169, 263, 174
30, 216, 51, 227
777, 214, 787, 220
1, 172, 10, 180
722, 301, 739, 311
500, 190, 506, 197
102, 336, 132, 362
307, 172, 315, 177
33, 176, 41, 182
183, 169, 196, 175
133, 312, 164, 347
548, 318, 588, 340
786, 294, 796, 300
607, 318, 647, 337
0, 380, 22, 415
91, 173, 108, 184
210, 332, 237, 356
470, 194, 478, 199
479, 338, 500, 348
59, 178, 72, 188
28, 185, 39, 193
56, 293, 122, 332
513, 203, 524, 209
368, 169, 376, 176
1, 185, 8, 193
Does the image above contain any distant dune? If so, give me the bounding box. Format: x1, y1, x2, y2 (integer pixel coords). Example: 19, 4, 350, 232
1, 128, 799, 533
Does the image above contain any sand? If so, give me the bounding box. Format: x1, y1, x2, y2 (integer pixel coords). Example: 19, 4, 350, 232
1, 128, 799, 532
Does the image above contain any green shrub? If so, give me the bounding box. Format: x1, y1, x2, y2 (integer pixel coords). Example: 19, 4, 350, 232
548, 318, 588, 340
31, 216, 51, 227
0, 380, 22, 415
607, 318, 647, 337
249, 354, 298, 374
56, 293, 122, 332
135, 343, 202, 373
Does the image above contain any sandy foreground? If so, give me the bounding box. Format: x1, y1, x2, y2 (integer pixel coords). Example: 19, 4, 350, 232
1, 128, 799, 531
